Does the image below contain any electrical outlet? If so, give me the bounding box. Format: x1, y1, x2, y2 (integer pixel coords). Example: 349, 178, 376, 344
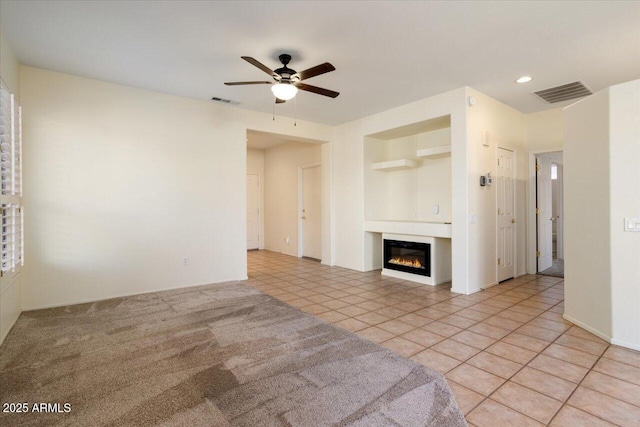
433, 204, 439, 215
183, 257, 188, 266
285, 237, 290, 245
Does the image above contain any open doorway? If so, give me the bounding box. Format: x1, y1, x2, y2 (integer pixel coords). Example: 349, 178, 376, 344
246, 129, 327, 264
535, 151, 564, 278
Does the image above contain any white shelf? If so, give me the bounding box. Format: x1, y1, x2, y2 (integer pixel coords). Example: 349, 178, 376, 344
364, 220, 452, 238
416, 145, 451, 159
371, 159, 419, 171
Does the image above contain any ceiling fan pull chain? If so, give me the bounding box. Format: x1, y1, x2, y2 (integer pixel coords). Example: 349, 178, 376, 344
272, 99, 275, 121
294, 95, 297, 127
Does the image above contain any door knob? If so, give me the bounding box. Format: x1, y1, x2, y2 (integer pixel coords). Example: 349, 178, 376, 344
511, 218, 516, 223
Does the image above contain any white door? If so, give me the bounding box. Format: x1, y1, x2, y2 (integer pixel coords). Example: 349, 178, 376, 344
246, 174, 260, 250
497, 148, 516, 282
301, 166, 322, 260
537, 156, 553, 271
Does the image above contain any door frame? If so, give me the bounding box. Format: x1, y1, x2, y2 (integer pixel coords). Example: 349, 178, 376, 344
246, 173, 262, 250
297, 162, 321, 259
495, 147, 517, 284
527, 150, 563, 273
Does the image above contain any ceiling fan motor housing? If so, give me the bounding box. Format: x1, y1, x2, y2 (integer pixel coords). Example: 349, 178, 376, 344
275, 54, 296, 82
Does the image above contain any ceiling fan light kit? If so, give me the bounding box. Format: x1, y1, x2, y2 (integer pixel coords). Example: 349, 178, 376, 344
225, 53, 339, 103
271, 83, 298, 100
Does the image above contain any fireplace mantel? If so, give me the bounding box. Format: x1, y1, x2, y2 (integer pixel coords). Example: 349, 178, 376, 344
364, 220, 452, 238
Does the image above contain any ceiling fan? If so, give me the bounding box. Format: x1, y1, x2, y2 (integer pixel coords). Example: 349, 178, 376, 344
224, 54, 339, 103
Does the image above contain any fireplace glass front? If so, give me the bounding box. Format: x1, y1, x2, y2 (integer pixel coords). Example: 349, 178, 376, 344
383, 239, 431, 277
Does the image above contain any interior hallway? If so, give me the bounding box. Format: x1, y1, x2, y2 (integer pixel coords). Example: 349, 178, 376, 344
247, 250, 640, 426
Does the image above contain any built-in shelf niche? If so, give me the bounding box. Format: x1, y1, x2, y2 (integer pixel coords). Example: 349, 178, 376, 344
364, 115, 453, 224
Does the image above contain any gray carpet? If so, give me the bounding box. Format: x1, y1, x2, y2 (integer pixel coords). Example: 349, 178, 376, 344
539, 259, 564, 278
0, 282, 466, 427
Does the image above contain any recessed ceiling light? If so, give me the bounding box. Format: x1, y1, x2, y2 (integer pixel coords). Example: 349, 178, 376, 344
516, 76, 533, 84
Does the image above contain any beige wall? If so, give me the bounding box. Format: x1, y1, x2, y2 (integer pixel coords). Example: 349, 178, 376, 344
0, 29, 22, 344
526, 108, 564, 153
466, 88, 528, 288
20, 66, 332, 310
263, 142, 322, 258
564, 90, 613, 339
609, 80, 640, 350
0, 29, 20, 99
332, 88, 470, 291
246, 148, 265, 250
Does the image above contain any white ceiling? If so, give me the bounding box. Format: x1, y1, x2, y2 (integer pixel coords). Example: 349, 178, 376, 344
1, 1, 639, 125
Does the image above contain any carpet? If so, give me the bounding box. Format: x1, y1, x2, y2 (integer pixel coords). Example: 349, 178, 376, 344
538, 259, 564, 278
0, 282, 466, 427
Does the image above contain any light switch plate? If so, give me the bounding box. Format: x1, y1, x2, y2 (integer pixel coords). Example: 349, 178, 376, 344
624, 218, 640, 232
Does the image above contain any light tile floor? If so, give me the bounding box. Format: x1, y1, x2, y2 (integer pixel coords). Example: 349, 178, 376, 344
246, 250, 640, 426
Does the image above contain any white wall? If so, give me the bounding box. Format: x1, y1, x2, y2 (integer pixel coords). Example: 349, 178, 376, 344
364, 128, 453, 223
526, 108, 564, 153
609, 81, 640, 350
20, 66, 332, 310
263, 142, 322, 258
246, 148, 265, 250
0, 29, 22, 344
466, 88, 528, 289
332, 88, 471, 292
564, 88, 613, 342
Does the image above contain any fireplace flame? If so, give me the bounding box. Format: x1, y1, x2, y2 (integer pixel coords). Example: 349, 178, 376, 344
389, 257, 423, 269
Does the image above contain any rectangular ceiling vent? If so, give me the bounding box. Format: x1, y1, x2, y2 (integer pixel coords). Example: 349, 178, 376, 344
533, 81, 592, 104
211, 97, 241, 105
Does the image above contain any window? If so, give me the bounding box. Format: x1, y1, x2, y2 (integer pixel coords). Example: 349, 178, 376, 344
1, 204, 22, 273
0, 80, 23, 277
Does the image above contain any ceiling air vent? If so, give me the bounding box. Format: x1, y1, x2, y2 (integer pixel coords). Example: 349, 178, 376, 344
533, 81, 592, 104
211, 97, 241, 105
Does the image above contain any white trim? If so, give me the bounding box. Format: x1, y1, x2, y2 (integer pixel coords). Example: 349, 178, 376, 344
611, 338, 640, 352
297, 162, 321, 260
496, 146, 517, 284
246, 173, 262, 250
563, 313, 612, 343
527, 149, 564, 274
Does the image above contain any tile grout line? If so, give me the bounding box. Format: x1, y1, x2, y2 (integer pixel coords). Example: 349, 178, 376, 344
249, 255, 638, 425
546, 342, 615, 426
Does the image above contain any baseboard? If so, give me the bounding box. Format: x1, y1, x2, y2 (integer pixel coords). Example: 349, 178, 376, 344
610, 338, 640, 352
22, 277, 248, 312
563, 314, 612, 343
482, 281, 499, 290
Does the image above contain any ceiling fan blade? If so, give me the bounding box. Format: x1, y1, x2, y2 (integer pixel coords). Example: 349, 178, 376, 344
294, 63, 335, 81
295, 83, 340, 98
241, 56, 276, 77
224, 81, 272, 86
275, 98, 286, 104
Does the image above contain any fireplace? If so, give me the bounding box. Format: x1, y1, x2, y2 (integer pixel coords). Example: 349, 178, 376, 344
383, 239, 431, 277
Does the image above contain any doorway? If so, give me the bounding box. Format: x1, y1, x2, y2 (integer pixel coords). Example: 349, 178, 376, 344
497, 148, 516, 282
246, 173, 261, 250
299, 164, 322, 261
535, 152, 564, 277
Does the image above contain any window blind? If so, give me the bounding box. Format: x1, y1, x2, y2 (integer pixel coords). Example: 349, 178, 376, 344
1, 204, 22, 274
0, 79, 24, 276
